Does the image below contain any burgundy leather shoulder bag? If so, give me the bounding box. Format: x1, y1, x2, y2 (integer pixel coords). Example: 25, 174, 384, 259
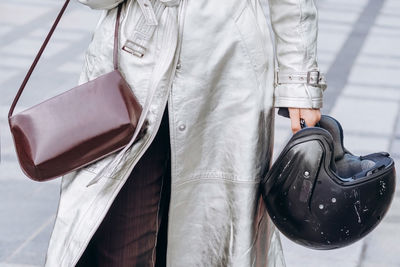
8, 0, 142, 181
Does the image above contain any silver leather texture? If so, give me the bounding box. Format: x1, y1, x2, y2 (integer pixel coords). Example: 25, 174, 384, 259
45, 0, 325, 266
269, 0, 326, 108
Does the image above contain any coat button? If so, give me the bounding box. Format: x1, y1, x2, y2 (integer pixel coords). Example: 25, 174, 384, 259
176, 61, 181, 70
178, 124, 186, 131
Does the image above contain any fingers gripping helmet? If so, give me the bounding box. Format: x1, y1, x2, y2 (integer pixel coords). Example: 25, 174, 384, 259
262, 115, 396, 249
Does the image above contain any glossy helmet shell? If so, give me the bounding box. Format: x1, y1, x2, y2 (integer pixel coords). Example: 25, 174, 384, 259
262, 115, 396, 249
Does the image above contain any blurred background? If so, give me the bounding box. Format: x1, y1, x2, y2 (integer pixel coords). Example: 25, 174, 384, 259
0, 0, 399, 266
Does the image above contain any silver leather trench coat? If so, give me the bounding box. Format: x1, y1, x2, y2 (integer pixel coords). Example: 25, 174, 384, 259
45, 0, 326, 266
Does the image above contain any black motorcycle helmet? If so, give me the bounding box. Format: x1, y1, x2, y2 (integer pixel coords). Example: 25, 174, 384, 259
262, 115, 396, 249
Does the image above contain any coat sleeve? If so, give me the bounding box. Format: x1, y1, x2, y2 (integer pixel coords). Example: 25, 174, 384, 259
77, 0, 124, 10
267, 0, 327, 109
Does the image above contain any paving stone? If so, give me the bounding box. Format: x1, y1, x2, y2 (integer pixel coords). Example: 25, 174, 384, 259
0, 57, 33, 70
360, 263, 398, 267
0, 4, 52, 26
2, 39, 43, 57
281, 235, 363, 267
395, 114, 400, 138
274, 110, 291, 129
0, 162, 27, 181
0, 69, 19, 85
382, 0, 400, 10
319, 9, 361, 24
330, 96, 398, 137
342, 85, 400, 101
272, 133, 291, 161
0, 25, 12, 36
370, 26, 400, 39
381, 193, 400, 222
342, 134, 390, 155
390, 139, 400, 157
57, 61, 85, 73
358, 222, 400, 266
0, 264, 39, 267
50, 30, 86, 42
317, 1, 364, 59
318, 0, 368, 11
272, 112, 292, 159
0, 180, 60, 261
355, 52, 400, 69
348, 63, 400, 88
29, 28, 87, 42
60, 8, 102, 31
362, 34, 400, 58
318, 27, 351, 55
5, 216, 55, 266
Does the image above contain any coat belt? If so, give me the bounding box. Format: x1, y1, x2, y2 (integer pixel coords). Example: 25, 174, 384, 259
122, 0, 180, 57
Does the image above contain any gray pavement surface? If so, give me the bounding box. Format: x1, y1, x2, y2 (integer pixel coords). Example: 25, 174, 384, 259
0, 0, 399, 266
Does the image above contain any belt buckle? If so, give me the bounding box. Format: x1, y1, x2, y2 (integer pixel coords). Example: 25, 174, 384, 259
307, 70, 320, 85
122, 40, 146, 58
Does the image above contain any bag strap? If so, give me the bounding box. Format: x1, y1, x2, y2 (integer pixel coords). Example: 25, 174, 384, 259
8, 0, 122, 119
113, 4, 122, 70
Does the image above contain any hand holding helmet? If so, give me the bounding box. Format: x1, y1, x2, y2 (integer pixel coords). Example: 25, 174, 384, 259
288, 108, 321, 133
262, 115, 396, 250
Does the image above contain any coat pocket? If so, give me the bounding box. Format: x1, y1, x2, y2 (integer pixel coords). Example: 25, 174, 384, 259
232, 4, 268, 78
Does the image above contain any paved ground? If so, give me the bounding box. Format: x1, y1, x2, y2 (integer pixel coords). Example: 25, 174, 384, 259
0, 0, 399, 266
